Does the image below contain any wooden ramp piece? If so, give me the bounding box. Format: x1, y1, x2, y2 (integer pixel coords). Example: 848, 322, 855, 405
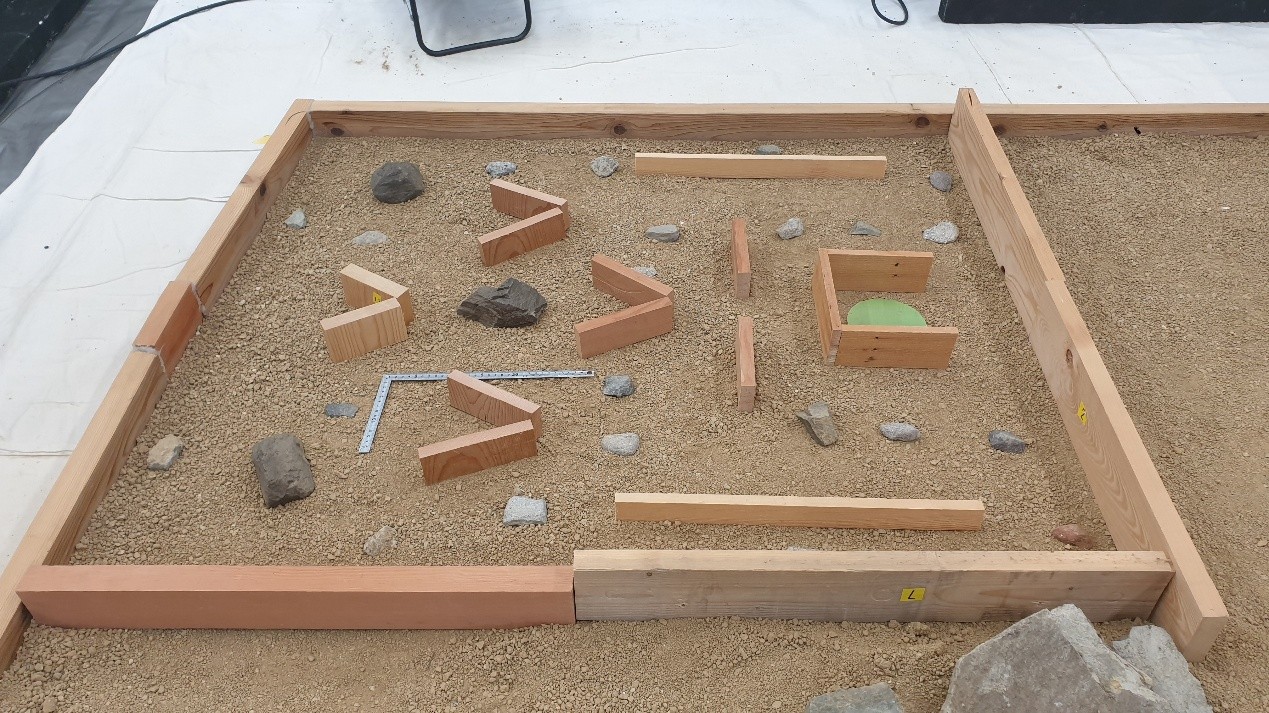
447, 370, 543, 437
575, 297, 674, 359
634, 153, 888, 179
339, 264, 414, 323
591, 254, 674, 305
732, 219, 752, 298
573, 550, 1172, 623
418, 421, 538, 485
826, 250, 933, 293
478, 208, 568, 267
18, 565, 575, 629
615, 493, 984, 531
320, 299, 408, 363
736, 317, 756, 412
489, 179, 570, 229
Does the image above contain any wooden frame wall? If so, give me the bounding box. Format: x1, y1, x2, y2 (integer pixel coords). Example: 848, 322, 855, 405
3, 95, 1260, 670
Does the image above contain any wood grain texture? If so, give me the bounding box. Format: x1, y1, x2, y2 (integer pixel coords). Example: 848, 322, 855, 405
574, 550, 1171, 623
731, 219, 751, 298
812, 250, 841, 362
133, 280, 202, 375
614, 494, 984, 530
339, 264, 413, 324
418, 421, 538, 485
489, 179, 570, 229
176, 99, 313, 310
634, 153, 887, 179
18, 565, 575, 629
0, 352, 166, 669
826, 250, 933, 293
591, 254, 674, 306
736, 317, 756, 413
320, 299, 408, 363
574, 297, 674, 359
477, 208, 568, 266
446, 370, 543, 438
836, 326, 958, 369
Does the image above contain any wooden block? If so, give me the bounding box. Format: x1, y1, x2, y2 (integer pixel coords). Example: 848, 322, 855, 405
634, 153, 887, 179
418, 421, 538, 485
826, 250, 934, 293
812, 251, 842, 362
836, 326, 958, 369
477, 208, 568, 267
18, 565, 575, 629
320, 299, 408, 364
133, 280, 202, 374
591, 254, 674, 306
489, 179, 570, 229
573, 550, 1172, 623
615, 494, 985, 530
732, 219, 752, 298
339, 264, 414, 324
574, 297, 674, 359
446, 370, 543, 438
736, 317, 756, 413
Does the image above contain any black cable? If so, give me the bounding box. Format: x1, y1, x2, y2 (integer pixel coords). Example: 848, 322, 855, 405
0, 0, 255, 91
873, 0, 910, 25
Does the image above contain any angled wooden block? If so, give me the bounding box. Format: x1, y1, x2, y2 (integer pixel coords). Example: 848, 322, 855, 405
418, 421, 538, 485
634, 153, 888, 179
836, 326, 958, 369
134, 280, 202, 374
812, 250, 842, 362
736, 316, 756, 413
826, 250, 933, 293
320, 299, 408, 363
591, 254, 674, 306
339, 264, 414, 324
489, 179, 571, 229
574, 297, 674, 359
732, 219, 752, 298
477, 208, 568, 267
446, 370, 543, 438
615, 493, 985, 530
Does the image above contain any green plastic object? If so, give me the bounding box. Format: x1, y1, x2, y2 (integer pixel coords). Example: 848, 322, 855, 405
846, 299, 927, 327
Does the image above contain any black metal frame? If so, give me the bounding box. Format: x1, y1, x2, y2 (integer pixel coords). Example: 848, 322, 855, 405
407, 0, 532, 57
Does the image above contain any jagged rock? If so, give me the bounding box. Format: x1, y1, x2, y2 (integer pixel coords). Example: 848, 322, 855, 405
457, 278, 547, 328
850, 221, 881, 236
922, 221, 959, 245
1113, 625, 1214, 713
147, 435, 185, 470
352, 230, 390, 246
795, 402, 838, 446
370, 161, 425, 203
602, 433, 641, 456
646, 224, 680, 242
880, 422, 920, 442
283, 209, 308, 229
602, 375, 636, 397
989, 429, 1027, 453
485, 161, 517, 177
362, 525, 397, 557
777, 218, 805, 240
755, 144, 784, 155
503, 495, 548, 526
250, 434, 315, 508
591, 155, 619, 177
807, 683, 904, 712
930, 170, 954, 192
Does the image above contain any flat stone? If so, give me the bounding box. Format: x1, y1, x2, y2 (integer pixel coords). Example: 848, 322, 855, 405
503, 495, 548, 526
807, 683, 904, 712
922, 220, 959, 245
591, 155, 619, 177
602, 433, 641, 456
325, 403, 358, 419
146, 435, 185, 471
942, 605, 1171, 712
632, 266, 658, 277
646, 224, 680, 242
362, 525, 397, 557
250, 434, 315, 508
352, 230, 390, 246
1051, 523, 1093, 549
1113, 625, 1214, 713
879, 422, 920, 442
795, 402, 838, 446
457, 278, 547, 328
929, 170, 954, 192
370, 161, 425, 203
755, 144, 784, 155
602, 375, 636, 397
283, 209, 308, 229
776, 217, 805, 240
988, 429, 1027, 454
850, 221, 881, 236
485, 161, 517, 177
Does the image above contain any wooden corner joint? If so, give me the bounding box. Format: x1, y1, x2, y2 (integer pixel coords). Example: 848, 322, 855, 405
591, 254, 674, 305
320, 266, 415, 363
479, 180, 571, 266
339, 264, 414, 323
418, 372, 544, 484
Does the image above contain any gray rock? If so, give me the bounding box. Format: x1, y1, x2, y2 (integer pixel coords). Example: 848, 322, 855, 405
602, 433, 641, 456
485, 161, 517, 177
457, 278, 547, 328
922, 221, 959, 245
352, 230, 390, 246
602, 375, 636, 397
250, 434, 315, 508
1113, 625, 1213, 713
988, 429, 1027, 454
283, 209, 308, 229
325, 403, 358, 419
808, 683, 904, 712
795, 402, 838, 446
362, 525, 397, 557
942, 605, 1172, 713
503, 495, 548, 526
755, 144, 784, 155
929, 170, 954, 193
147, 435, 185, 471
646, 224, 680, 242
370, 161, 425, 203
880, 422, 920, 442
850, 221, 882, 237
632, 266, 658, 277
591, 155, 619, 177
776, 217, 805, 240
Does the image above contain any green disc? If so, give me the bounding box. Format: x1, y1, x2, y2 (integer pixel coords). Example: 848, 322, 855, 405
846, 298, 927, 327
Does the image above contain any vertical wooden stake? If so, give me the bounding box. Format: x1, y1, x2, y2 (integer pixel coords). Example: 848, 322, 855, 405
732, 219, 752, 299
736, 316, 756, 412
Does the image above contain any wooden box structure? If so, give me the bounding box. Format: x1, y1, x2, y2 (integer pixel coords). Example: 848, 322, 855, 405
3, 89, 1257, 672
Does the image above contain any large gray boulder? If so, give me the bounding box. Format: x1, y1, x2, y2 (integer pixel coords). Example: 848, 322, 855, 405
808, 683, 904, 712
1113, 626, 1213, 713
457, 278, 547, 328
250, 434, 315, 508
370, 161, 425, 203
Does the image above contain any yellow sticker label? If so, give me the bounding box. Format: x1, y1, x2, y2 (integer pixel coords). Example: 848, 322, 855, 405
253, 134, 271, 145
372, 292, 383, 303
900, 587, 926, 602
1077, 402, 1088, 425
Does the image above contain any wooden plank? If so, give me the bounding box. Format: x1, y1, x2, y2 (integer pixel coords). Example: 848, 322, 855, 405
176, 99, 313, 310
418, 421, 538, 485
614, 494, 985, 531
836, 326, 958, 369
574, 297, 674, 359
0, 351, 166, 670
634, 153, 887, 179
18, 565, 575, 629
826, 250, 933, 293
731, 219, 751, 299
811, 250, 841, 363
320, 299, 408, 364
339, 264, 414, 324
489, 179, 570, 229
446, 370, 543, 438
573, 550, 1172, 623
736, 317, 756, 413
477, 208, 568, 267
133, 280, 202, 375
979, 104, 1269, 139
591, 254, 674, 306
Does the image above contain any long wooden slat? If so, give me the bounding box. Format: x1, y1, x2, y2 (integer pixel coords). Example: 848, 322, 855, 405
573, 550, 1172, 623
731, 219, 752, 299
477, 208, 568, 266
615, 494, 984, 530
826, 250, 933, 293
18, 565, 575, 629
591, 254, 674, 306
418, 421, 538, 485
634, 153, 887, 179
836, 326, 958, 369
735, 317, 756, 413
133, 280, 202, 375
446, 370, 543, 438
0, 352, 166, 669
574, 297, 674, 359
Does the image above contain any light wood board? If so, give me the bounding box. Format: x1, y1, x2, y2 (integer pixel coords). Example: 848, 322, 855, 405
614, 494, 984, 530
575, 297, 674, 359
133, 280, 202, 375
826, 250, 933, 293
320, 299, 408, 363
478, 208, 568, 266
735, 317, 756, 413
418, 421, 538, 485
591, 254, 674, 306
835, 326, 958, 369
731, 219, 752, 298
634, 153, 887, 179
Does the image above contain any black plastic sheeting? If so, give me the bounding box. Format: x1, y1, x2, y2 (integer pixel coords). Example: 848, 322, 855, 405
940, 0, 1269, 23
0, 0, 90, 103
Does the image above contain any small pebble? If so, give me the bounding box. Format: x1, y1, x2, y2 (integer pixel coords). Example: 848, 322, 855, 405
923, 220, 959, 245
283, 209, 307, 229
850, 220, 881, 236
988, 429, 1027, 454
879, 422, 921, 442
325, 403, 358, 419
602, 433, 641, 456
352, 230, 390, 246
590, 155, 619, 177
930, 170, 954, 192
362, 525, 397, 557
485, 161, 517, 177
503, 495, 548, 526
146, 435, 185, 471
776, 218, 804, 240
43, 698, 56, 713
795, 402, 838, 446
646, 224, 680, 242
632, 266, 658, 277
602, 375, 636, 397
755, 144, 783, 155
1051, 523, 1093, 549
